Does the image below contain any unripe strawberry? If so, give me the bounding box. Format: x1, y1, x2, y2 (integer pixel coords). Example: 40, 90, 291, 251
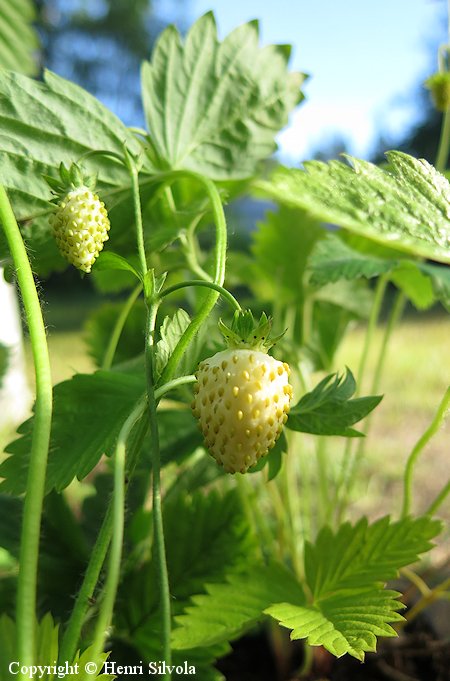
192, 312, 293, 474
50, 187, 110, 273
46, 162, 110, 273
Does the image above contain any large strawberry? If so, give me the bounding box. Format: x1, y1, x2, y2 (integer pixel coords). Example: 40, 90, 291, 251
192, 311, 292, 474
46, 163, 110, 273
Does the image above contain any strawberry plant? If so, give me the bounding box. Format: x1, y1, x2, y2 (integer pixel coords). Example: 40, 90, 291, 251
0, 8, 449, 681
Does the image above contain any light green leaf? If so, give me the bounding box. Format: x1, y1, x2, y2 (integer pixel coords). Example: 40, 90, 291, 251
0, 0, 39, 75
266, 589, 403, 662
142, 12, 304, 179
391, 261, 435, 309
0, 69, 142, 274
172, 562, 305, 650
94, 251, 141, 280
155, 308, 191, 378
267, 516, 440, 661
0, 371, 145, 495
259, 152, 450, 264
251, 206, 324, 305
287, 368, 382, 437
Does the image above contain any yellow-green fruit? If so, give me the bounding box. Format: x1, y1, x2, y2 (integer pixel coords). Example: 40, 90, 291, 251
50, 186, 110, 273
192, 349, 292, 474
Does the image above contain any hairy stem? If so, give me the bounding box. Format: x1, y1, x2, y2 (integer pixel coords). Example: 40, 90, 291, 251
0, 186, 53, 673
402, 387, 450, 518
425, 478, 450, 516
145, 304, 172, 676
87, 399, 147, 674
160, 175, 227, 385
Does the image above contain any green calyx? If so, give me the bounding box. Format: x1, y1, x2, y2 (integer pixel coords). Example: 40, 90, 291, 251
218, 310, 285, 352
44, 162, 98, 203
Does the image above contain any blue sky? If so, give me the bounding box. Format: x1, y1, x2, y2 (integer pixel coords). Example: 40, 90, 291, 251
172, 0, 447, 161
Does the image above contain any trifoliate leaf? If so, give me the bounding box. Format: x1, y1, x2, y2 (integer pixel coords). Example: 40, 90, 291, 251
259, 152, 450, 264
267, 516, 441, 661
0, 371, 145, 495
287, 368, 382, 437
142, 12, 304, 179
172, 562, 305, 650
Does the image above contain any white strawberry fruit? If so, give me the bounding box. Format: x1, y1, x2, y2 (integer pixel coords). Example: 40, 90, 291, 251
192, 312, 292, 474
47, 163, 110, 273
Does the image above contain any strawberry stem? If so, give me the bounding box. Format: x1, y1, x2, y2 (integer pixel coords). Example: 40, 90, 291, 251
159, 279, 241, 311
0, 186, 53, 677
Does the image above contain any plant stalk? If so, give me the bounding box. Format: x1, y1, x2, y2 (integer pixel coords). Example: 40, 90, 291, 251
401, 387, 450, 518
86, 399, 146, 676
0, 186, 53, 674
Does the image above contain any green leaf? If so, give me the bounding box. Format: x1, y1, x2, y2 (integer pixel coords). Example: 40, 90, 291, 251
266, 589, 403, 661
118, 489, 257, 657
309, 233, 395, 286
155, 309, 191, 379
0, 614, 116, 679
0, 371, 145, 495
251, 206, 324, 305
0, 69, 142, 274
248, 429, 287, 480
94, 251, 141, 280
0, 0, 39, 76
84, 300, 146, 368
309, 234, 450, 311
266, 516, 441, 661
390, 261, 435, 309
260, 152, 450, 264
287, 368, 382, 437
0, 343, 9, 388
141, 13, 304, 179
172, 562, 305, 650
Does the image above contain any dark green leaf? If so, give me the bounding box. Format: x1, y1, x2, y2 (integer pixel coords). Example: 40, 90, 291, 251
287, 368, 382, 437
0, 371, 145, 495
172, 562, 305, 650
309, 233, 395, 286
260, 152, 450, 264
117, 489, 257, 658
142, 13, 304, 179
84, 300, 146, 368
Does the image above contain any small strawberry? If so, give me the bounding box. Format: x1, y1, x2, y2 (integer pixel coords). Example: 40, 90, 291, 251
192, 311, 292, 474
46, 163, 110, 273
